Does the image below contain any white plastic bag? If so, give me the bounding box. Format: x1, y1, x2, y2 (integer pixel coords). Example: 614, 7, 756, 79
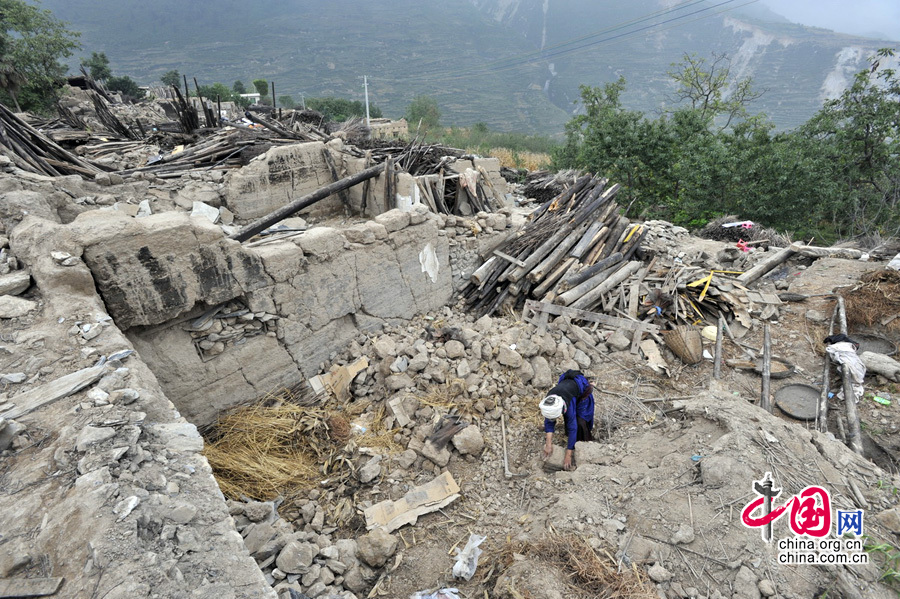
451, 533, 486, 580
409, 588, 460, 599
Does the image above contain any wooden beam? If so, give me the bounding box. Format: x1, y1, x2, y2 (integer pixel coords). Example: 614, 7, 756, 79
0, 577, 64, 597
229, 162, 385, 242
523, 300, 659, 334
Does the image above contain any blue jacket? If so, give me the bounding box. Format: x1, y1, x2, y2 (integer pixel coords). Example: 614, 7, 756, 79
543, 370, 594, 449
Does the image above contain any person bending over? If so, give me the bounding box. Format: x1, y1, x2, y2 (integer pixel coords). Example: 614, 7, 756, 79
540, 369, 594, 471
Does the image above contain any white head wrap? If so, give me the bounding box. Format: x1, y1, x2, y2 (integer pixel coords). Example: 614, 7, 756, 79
540, 394, 565, 419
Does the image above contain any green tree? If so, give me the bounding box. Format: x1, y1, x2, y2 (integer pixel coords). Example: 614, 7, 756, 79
160, 69, 181, 88
232, 80, 246, 94
107, 74, 144, 100
0, 0, 81, 112
80, 51, 110, 81
197, 82, 233, 101
797, 48, 900, 238
306, 96, 379, 121
252, 78, 268, 97
667, 53, 764, 130
278, 94, 295, 109
405, 95, 441, 131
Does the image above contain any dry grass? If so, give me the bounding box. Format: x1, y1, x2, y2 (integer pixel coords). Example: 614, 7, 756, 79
484, 147, 552, 171
417, 379, 477, 418
841, 270, 900, 334
202, 387, 400, 503
480, 532, 657, 599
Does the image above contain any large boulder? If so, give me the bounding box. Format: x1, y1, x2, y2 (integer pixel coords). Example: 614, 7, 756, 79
356, 528, 398, 568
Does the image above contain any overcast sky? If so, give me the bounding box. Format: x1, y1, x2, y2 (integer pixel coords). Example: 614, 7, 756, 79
758, 0, 900, 41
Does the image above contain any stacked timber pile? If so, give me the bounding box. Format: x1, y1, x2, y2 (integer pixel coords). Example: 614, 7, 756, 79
462, 174, 789, 353
0, 103, 109, 177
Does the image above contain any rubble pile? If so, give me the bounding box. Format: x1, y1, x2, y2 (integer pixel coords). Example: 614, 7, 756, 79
2, 86, 900, 599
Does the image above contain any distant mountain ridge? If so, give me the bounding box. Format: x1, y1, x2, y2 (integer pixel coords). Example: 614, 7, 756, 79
41, 0, 898, 134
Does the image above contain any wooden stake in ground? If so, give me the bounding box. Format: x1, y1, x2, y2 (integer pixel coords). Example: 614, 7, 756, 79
760, 323, 772, 412
816, 303, 838, 433
837, 296, 864, 455
714, 316, 724, 380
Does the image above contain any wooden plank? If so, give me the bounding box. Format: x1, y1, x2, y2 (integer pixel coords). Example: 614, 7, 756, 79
0, 577, 64, 597
492, 249, 527, 268
523, 300, 660, 334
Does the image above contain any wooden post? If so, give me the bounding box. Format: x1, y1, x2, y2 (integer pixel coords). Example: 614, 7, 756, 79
183, 74, 190, 98
816, 302, 838, 433
760, 323, 772, 412
737, 243, 800, 286
837, 296, 864, 454
229, 162, 385, 242
714, 315, 724, 380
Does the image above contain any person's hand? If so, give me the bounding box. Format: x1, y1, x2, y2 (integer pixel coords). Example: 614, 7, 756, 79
542, 442, 552, 459
563, 450, 574, 471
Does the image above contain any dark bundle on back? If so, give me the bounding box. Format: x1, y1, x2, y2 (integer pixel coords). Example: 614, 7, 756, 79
521, 169, 580, 204
463, 174, 646, 316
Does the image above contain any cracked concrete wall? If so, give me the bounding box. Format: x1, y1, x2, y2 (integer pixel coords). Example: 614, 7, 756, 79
75, 206, 452, 427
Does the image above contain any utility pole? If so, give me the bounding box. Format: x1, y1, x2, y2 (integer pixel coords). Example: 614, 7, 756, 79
363, 76, 371, 127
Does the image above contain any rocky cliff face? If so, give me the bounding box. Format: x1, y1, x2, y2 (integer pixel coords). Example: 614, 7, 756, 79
470, 0, 896, 128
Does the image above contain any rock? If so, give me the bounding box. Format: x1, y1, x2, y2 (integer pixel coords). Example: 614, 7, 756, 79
0, 419, 26, 451
276, 541, 316, 574
407, 353, 428, 372
452, 425, 484, 455
444, 340, 465, 359
647, 563, 672, 582
191, 201, 220, 223
497, 346, 523, 368
344, 224, 376, 245
805, 309, 828, 323
390, 356, 409, 373
386, 373, 414, 391
734, 566, 761, 599
243, 523, 278, 555
572, 349, 591, 369
456, 359, 471, 378
700, 455, 750, 488
0, 271, 30, 296
357, 528, 398, 568
243, 501, 274, 523
0, 296, 37, 318
374, 337, 397, 359
374, 209, 410, 233
607, 331, 631, 352
671, 524, 695, 545
0, 372, 26, 384
75, 426, 117, 452
531, 356, 552, 388
875, 507, 900, 534
420, 439, 451, 467
573, 442, 607, 465
359, 456, 382, 484
165, 504, 198, 524
758, 580, 776, 597
396, 449, 417, 469
305, 581, 327, 597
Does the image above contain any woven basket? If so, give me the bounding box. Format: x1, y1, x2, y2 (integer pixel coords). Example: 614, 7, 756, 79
662, 325, 703, 364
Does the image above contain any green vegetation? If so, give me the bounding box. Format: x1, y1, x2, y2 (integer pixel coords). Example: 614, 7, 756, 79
107, 74, 143, 99
406, 95, 441, 132
252, 78, 268, 97
81, 50, 110, 81
197, 81, 251, 108
277, 95, 295, 109
306, 96, 382, 122
232, 80, 246, 94
0, 0, 80, 112
436, 123, 557, 154
160, 69, 181, 88
554, 50, 900, 241
865, 539, 900, 589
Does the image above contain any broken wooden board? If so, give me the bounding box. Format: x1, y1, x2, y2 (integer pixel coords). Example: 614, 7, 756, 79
364, 471, 460, 532
0, 577, 64, 597
0, 364, 107, 420
309, 357, 369, 402
523, 300, 660, 335
640, 339, 670, 376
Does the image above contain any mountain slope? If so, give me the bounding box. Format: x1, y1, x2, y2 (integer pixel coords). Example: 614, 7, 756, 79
41, 0, 898, 133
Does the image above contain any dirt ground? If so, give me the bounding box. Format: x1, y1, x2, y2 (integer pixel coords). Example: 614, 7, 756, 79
344, 252, 900, 599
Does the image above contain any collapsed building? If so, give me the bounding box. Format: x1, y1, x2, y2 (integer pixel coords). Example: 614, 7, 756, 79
1, 85, 900, 599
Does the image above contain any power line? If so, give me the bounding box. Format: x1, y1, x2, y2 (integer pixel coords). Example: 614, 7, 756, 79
395, 0, 757, 85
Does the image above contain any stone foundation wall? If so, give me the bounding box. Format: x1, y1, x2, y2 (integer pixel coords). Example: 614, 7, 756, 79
72, 206, 453, 427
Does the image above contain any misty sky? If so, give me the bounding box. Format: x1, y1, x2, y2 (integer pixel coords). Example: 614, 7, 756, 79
759, 0, 900, 41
